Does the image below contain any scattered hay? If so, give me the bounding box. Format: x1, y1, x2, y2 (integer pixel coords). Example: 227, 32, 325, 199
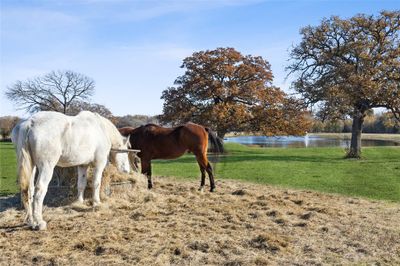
248, 234, 287, 253
231, 189, 246, 196
1, 178, 399, 265
299, 211, 313, 220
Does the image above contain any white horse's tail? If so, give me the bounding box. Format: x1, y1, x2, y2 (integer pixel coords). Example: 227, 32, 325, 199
12, 122, 35, 212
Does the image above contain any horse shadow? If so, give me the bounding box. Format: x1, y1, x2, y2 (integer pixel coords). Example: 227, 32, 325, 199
0, 195, 25, 232
0, 188, 77, 214
0, 194, 20, 212
0, 191, 91, 232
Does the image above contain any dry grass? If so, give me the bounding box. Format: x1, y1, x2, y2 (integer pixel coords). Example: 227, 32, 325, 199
1, 177, 399, 265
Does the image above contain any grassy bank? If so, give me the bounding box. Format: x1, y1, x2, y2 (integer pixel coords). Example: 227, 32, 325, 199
226, 132, 400, 143
1, 142, 399, 201
310, 133, 400, 143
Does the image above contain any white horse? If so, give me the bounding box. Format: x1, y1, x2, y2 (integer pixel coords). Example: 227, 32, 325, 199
11, 111, 131, 230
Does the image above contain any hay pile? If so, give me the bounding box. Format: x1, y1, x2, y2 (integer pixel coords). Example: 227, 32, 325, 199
51, 162, 143, 189
99, 163, 145, 187
1, 177, 399, 265
89, 163, 147, 199
44, 163, 146, 206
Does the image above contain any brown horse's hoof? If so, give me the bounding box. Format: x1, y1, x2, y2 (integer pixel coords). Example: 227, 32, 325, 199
148, 184, 153, 189
210, 187, 216, 192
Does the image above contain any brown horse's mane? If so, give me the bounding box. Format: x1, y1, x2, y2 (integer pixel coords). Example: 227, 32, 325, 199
137, 123, 187, 135
142, 123, 183, 129
119, 124, 178, 138
141, 123, 164, 132
143, 123, 159, 127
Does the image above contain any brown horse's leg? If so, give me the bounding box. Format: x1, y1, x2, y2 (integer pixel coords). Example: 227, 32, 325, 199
199, 167, 206, 191
195, 151, 215, 192
141, 159, 153, 189
206, 162, 215, 192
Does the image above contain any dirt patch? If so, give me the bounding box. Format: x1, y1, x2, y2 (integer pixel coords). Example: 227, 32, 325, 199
0, 177, 399, 265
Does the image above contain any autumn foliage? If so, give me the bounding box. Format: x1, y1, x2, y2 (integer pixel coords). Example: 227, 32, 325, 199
160, 47, 310, 138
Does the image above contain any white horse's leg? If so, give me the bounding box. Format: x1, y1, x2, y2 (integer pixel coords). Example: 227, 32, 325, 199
32, 164, 54, 230
25, 166, 36, 226
77, 165, 88, 203
92, 159, 107, 207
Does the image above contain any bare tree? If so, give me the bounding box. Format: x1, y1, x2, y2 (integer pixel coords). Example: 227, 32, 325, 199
5, 70, 95, 114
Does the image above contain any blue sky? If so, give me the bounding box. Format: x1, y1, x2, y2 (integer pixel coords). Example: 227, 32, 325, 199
1, 0, 398, 117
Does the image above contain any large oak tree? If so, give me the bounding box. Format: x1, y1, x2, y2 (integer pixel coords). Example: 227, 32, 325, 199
287, 11, 400, 158
160, 47, 310, 138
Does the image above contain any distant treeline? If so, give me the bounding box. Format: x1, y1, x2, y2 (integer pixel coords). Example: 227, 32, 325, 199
311, 112, 399, 134
112, 115, 159, 128
0, 114, 159, 140
1, 112, 398, 140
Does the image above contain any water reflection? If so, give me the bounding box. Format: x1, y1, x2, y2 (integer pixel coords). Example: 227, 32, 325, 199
225, 135, 399, 148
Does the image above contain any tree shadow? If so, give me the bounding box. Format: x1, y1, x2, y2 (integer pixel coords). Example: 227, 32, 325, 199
154, 153, 346, 164
0, 145, 15, 150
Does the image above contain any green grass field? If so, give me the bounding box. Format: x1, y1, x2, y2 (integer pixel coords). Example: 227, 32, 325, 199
0, 142, 18, 196
153, 143, 400, 202
1, 142, 399, 201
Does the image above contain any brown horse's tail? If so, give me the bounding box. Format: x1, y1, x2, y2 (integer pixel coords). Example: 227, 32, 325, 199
205, 128, 224, 154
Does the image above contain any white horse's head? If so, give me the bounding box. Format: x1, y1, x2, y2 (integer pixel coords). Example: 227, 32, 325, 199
113, 135, 131, 173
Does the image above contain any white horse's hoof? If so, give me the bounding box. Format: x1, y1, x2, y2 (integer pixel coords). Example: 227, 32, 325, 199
24, 215, 34, 226
93, 201, 101, 208
72, 200, 86, 208
76, 198, 84, 204
35, 221, 47, 231
27, 221, 36, 229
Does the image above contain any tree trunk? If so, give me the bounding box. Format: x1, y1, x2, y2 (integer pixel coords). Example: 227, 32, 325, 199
217, 130, 227, 139
347, 111, 364, 158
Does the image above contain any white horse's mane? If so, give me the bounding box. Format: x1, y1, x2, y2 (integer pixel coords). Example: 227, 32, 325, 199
67, 111, 123, 149
92, 112, 123, 149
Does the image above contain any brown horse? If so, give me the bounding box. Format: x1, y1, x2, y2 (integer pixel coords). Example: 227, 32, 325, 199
119, 122, 224, 192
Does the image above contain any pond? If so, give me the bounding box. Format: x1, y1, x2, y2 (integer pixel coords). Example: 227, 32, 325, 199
224, 135, 399, 148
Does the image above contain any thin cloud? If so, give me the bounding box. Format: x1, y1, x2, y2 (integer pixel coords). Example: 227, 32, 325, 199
68, 0, 265, 21
1, 7, 83, 42
1, 7, 81, 27
118, 44, 194, 61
